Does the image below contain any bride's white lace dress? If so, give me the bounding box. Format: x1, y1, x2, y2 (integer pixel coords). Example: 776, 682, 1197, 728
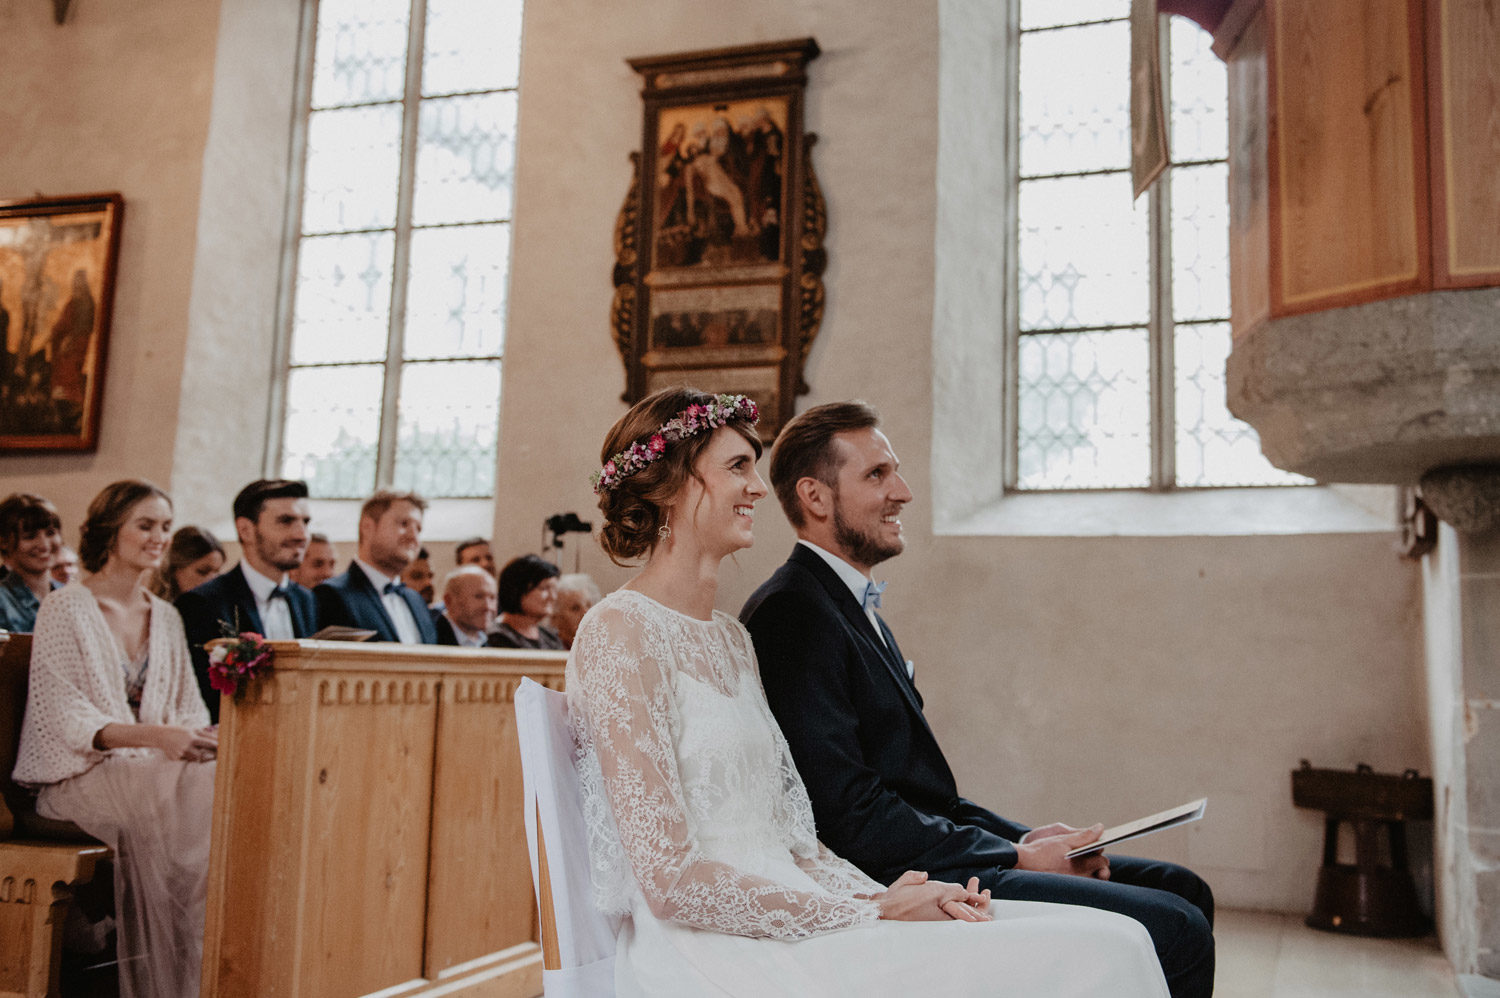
567, 590, 1170, 997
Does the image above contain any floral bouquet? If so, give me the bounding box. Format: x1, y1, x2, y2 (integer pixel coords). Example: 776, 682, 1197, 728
206, 631, 275, 698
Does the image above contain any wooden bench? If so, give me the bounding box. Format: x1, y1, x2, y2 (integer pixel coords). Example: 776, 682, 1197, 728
0, 632, 111, 998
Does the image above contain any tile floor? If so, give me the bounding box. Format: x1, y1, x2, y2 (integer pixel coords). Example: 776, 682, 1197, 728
1216, 909, 1457, 998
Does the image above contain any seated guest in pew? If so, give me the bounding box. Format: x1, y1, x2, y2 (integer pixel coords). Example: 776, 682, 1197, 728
0, 493, 64, 632
454, 535, 497, 577
402, 546, 436, 606
487, 554, 563, 651
51, 543, 81, 586
177, 480, 319, 721
315, 489, 436, 644
290, 531, 338, 589
551, 572, 601, 650
432, 566, 497, 647
148, 525, 225, 602
740, 402, 1215, 998
14, 479, 217, 998
566, 388, 1169, 997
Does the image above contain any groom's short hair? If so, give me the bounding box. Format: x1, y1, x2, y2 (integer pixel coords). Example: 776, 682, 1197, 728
769, 401, 880, 528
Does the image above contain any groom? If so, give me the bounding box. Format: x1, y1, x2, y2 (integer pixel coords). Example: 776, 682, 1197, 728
741, 401, 1215, 998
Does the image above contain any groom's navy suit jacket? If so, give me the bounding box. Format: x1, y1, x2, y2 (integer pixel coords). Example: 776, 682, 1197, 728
741, 544, 1031, 887
315, 561, 438, 645
176, 563, 318, 721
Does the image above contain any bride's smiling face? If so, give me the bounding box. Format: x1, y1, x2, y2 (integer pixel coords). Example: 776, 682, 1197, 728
673, 426, 767, 557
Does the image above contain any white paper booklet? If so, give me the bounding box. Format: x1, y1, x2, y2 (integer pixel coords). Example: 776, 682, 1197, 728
1065, 798, 1207, 859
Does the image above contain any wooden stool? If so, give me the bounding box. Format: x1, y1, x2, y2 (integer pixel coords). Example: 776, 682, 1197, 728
1291, 761, 1433, 937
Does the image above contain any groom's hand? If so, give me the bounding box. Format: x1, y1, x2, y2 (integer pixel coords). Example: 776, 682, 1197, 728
1015, 823, 1111, 880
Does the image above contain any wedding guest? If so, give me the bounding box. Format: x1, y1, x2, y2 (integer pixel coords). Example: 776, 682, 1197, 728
454, 536, 496, 577
0, 493, 63, 632
291, 532, 338, 589
51, 544, 81, 586
176, 480, 319, 722
432, 566, 497, 648
565, 387, 1167, 996
551, 572, 601, 649
13, 479, 216, 998
487, 554, 563, 650
315, 490, 436, 643
149, 526, 225, 602
402, 546, 436, 605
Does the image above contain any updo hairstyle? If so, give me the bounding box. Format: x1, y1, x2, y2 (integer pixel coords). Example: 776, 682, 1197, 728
596, 387, 762, 565
78, 479, 171, 574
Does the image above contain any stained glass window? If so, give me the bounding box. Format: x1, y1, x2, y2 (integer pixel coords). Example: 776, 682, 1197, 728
1014, 7, 1304, 490
279, 0, 522, 499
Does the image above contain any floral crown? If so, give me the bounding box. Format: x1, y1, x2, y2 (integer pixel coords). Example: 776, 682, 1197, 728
593, 394, 760, 494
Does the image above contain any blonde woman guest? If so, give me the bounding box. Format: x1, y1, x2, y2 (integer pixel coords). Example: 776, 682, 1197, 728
551, 572, 601, 649
14, 479, 217, 998
149, 525, 226, 602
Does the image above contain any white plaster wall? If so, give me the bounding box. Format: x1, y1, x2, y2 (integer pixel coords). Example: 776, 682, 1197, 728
500, 0, 1429, 912
0, 0, 223, 530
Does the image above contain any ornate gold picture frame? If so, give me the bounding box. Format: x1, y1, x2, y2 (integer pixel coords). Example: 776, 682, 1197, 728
612, 38, 824, 440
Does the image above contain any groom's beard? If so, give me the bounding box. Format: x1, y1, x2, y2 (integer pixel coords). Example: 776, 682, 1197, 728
832, 502, 903, 570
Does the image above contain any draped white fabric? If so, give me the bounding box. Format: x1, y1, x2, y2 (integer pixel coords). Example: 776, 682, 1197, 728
567, 590, 1172, 997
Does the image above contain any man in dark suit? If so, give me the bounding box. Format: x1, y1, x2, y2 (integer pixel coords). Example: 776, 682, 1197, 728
177, 479, 319, 721
741, 401, 1215, 998
315, 489, 437, 645
431, 566, 496, 647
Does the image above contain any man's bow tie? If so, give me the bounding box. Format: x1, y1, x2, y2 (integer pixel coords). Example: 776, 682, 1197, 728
861, 580, 886, 610
383, 581, 404, 595
268, 585, 288, 600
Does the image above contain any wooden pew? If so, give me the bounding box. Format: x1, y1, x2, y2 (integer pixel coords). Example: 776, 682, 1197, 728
0, 632, 111, 998
201, 640, 566, 998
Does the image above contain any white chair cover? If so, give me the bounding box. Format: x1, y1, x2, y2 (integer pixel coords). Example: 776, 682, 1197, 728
515, 677, 621, 997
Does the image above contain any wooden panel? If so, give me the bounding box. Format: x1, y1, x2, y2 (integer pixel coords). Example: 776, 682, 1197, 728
203, 642, 564, 998
425, 677, 536, 977
302, 677, 437, 997
1267, 0, 1429, 314
203, 674, 312, 998
1227, 5, 1270, 337
1430, 0, 1500, 284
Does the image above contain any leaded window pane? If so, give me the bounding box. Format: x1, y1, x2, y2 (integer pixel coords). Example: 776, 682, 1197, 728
1019, 173, 1149, 331
281, 365, 383, 498
423, 0, 522, 95
404, 223, 509, 360
413, 92, 518, 226
1169, 162, 1229, 323
1174, 323, 1309, 487
311, 0, 410, 109
1168, 15, 1228, 162
393, 360, 501, 497
301, 105, 403, 234
290, 232, 395, 365
1020, 0, 1125, 31
1018, 18, 1130, 178
1017, 329, 1151, 489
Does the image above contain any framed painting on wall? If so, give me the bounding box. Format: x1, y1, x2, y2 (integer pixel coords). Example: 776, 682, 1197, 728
612, 38, 824, 441
0, 193, 124, 453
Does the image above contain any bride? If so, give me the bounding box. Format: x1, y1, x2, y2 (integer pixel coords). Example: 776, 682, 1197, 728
568, 387, 1170, 997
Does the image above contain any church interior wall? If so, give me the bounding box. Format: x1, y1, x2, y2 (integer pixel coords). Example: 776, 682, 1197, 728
0, 0, 1433, 917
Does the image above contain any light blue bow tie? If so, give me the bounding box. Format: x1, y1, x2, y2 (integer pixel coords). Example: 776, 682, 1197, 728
861, 580, 886, 610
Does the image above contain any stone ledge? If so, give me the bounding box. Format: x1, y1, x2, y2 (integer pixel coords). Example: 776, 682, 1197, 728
1227, 288, 1500, 484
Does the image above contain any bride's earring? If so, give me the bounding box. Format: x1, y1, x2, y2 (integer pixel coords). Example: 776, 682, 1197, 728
658, 513, 672, 540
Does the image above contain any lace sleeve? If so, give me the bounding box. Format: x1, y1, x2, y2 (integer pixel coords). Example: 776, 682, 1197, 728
568, 602, 880, 939
794, 841, 886, 896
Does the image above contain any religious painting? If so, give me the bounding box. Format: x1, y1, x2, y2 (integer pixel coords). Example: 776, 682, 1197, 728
613, 39, 824, 441
0, 194, 123, 452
